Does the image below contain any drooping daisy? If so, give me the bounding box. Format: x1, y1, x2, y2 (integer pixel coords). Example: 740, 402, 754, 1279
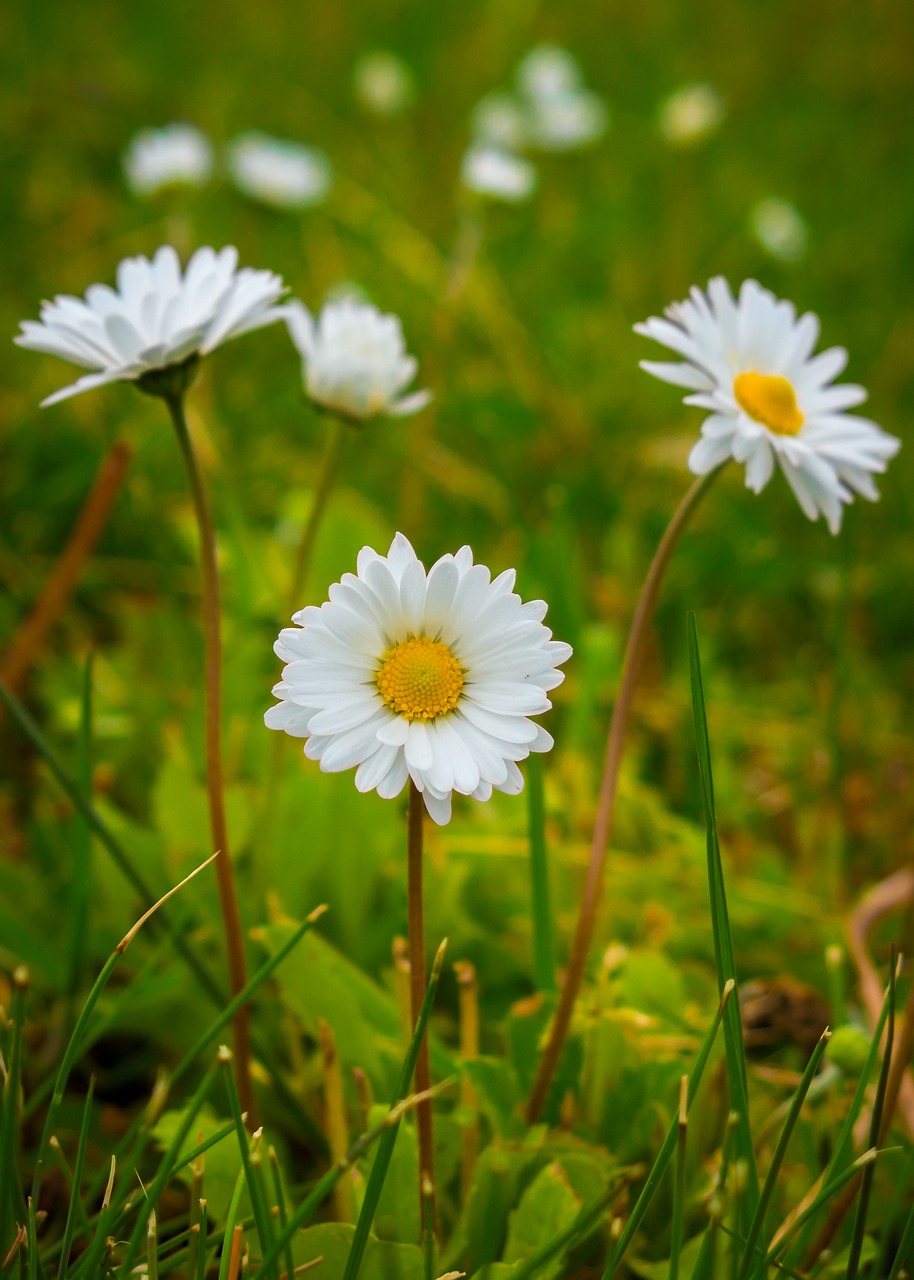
461, 145, 537, 203
635, 278, 901, 532
123, 123, 214, 197
15, 245, 287, 406
285, 298, 431, 421
265, 533, 571, 825
226, 133, 332, 209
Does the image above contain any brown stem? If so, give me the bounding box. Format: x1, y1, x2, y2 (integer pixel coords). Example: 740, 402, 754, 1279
1, 440, 133, 701
165, 394, 254, 1122
407, 779, 435, 1232
525, 469, 719, 1123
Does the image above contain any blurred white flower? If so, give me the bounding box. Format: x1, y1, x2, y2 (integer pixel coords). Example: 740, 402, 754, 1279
657, 83, 724, 147
265, 532, 571, 825
285, 297, 431, 421
471, 92, 529, 150
526, 89, 608, 151
517, 45, 583, 100
16, 245, 287, 406
461, 145, 537, 202
636, 277, 901, 533
226, 133, 332, 209
354, 50, 414, 115
123, 123, 214, 197
750, 197, 809, 263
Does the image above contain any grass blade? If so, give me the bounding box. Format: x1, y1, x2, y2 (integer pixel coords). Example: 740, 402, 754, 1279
66, 654, 94, 1025
55, 1075, 95, 1280
687, 613, 760, 1222
220, 1047, 276, 1259
670, 1075, 688, 1280
1, 967, 28, 1256
342, 938, 448, 1280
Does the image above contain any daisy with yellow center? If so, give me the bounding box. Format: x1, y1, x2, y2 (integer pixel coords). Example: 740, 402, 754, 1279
265, 533, 571, 825
635, 277, 900, 532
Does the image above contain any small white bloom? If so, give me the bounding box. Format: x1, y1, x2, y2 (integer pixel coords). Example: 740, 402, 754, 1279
657, 83, 724, 147
750, 198, 809, 263
226, 133, 332, 209
526, 89, 608, 151
471, 92, 529, 150
285, 297, 430, 421
15, 245, 287, 406
124, 123, 214, 197
354, 50, 414, 115
461, 145, 537, 203
265, 533, 572, 825
635, 277, 901, 533
517, 46, 583, 101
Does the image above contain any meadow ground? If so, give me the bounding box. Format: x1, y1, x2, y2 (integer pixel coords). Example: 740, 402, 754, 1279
1, 1, 914, 1277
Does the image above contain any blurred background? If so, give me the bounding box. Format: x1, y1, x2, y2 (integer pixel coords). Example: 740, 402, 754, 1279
2, 0, 913, 1062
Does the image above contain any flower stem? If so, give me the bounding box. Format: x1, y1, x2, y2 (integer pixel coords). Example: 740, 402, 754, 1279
407, 779, 436, 1234
165, 393, 254, 1123
525, 468, 720, 1124
287, 417, 347, 612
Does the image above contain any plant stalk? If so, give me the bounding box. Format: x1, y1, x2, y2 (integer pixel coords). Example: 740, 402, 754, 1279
287, 417, 346, 611
526, 468, 719, 1123
407, 779, 436, 1234
165, 393, 253, 1121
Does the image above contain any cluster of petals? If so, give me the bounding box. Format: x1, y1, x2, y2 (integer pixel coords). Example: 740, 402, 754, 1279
636, 277, 900, 533
265, 533, 572, 824
124, 123, 214, 196
285, 299, 431, 420
15, 246, 287, 406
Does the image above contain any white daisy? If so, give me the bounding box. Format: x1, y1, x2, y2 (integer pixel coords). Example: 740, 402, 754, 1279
15, 246, 287, 406
657, 83, 724, 147
123, 123, 214, 197
285, 298, 431, 421
635, 277, 901, 533
749, 198, 809, 264
226, 133, 332, 209
517, 46, 583, 101
265, 533, 571, 825
461, 145, 537, 203
526, 89, 608, 151
353, 51, 415, 116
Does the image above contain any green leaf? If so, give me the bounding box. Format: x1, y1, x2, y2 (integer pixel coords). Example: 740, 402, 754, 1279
359, 1103, 420, 1244
502, 1162, 583, 1279
292, 1223, 425, 1280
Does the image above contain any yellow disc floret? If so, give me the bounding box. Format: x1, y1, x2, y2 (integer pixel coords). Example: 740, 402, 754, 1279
733, 371, 804, 436
376, 636, 464, 721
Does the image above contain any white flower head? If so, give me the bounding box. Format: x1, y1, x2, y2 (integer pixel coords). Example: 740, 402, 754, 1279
657, 83, 724, 147
517, 46, 583, 101
526, 89, 608, 150
226, 133, 332, 209
354, 50, 414, 115
471, 92, 529, 150
635, 277, 901, 533
461, 145, 537, 203
15, 245, 287, 406
750, 198, 809, 264
124, 123, 214, 197
285, 298, 431, 421
265, 533, 572, 825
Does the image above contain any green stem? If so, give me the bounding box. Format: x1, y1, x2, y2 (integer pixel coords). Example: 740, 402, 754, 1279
287, 417, 346, 611
527, 467, 721, 1123
164, 393, 253, 1123
526, 753, 556, 992
407, 780, 436, 1236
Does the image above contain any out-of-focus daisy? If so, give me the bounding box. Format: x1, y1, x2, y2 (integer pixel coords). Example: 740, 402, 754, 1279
750, 197, 809, 263
635, 277, 900, 532
461, 145, 537, 202
354, 50, 414, 115
226, 133, 332, 209
124, 123, 214, 196
471, 92, 529, 150
285, 297, 430, 421
15, 245, 287, 405
526, 89, 608, 151
517, 45, 583, 100
657, 83, 724, 147
265, 533, 571, 825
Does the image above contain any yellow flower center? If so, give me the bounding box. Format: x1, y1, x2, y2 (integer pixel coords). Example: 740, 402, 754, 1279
376, 636, 464, 721
733, 371, 804, 436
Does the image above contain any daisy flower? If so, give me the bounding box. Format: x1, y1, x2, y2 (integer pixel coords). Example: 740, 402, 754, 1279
353, 51, 415, 116
226, 133, 332, 209
123, 123, 214, 197
285, 298, 431, 421
461, 145, 537, 203
635, 277, 901, 532
265, 533, 572, 825
15, 245, 287, 406
657, 83, 724, 147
